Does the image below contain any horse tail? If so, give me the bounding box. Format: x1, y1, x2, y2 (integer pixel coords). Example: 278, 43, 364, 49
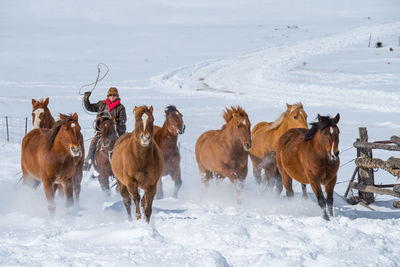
15, 172, 23, 186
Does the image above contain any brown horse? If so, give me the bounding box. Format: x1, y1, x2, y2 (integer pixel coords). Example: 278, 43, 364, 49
111, 105, 164, 223
92, 116, 119, 193
276, 114, 340, 220
249, 103, 308, 194
195, 106, 251, 200
21, 113, 84, 214
153, 105, 185, 199
32, 98, 55, 129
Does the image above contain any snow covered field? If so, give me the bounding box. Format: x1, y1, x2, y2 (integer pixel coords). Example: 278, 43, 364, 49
1, 0, 400, 266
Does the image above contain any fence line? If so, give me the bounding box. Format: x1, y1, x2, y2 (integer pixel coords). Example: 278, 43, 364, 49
0, 116, 29, 143
0, 116, 95, 144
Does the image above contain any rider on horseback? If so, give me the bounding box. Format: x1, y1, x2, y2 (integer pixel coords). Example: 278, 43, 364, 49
83, 87, 127, 170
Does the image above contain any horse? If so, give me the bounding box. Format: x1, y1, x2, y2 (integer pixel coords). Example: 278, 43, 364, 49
92, 115, 119, 193
21, 113, 84, 214
195, 106, 251, 201
249, 103, 308, 195
153, 105, 185, 199
111, 105, 164, 223
31, 98, 55, 129
276, 114, 340, 220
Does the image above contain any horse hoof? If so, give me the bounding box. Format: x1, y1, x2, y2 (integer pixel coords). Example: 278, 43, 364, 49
323, 214, 330, 221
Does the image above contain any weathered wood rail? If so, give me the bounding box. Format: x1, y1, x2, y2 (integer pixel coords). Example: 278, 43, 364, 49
344, 127, 400, 208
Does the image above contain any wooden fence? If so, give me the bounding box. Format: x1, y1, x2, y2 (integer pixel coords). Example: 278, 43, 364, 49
344, 127, 400, 208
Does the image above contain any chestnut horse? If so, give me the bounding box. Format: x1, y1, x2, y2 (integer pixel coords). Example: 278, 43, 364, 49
276, 114, 340, 220
153, 105, 185, 199
21, 113, 84, 214
32, 98, 55, 129
195, 106, 251, 200
92, 115, 119, 193
111, 105, 164, 223
249, 103, 308, 194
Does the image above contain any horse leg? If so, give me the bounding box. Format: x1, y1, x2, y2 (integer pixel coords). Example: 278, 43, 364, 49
199, 164, 212, 187
127, 181, 141, 220
64, 179, 74, 208
310, 182, 329, 221
155, 177, 164, 200
250, 156, 263, 184
264, 155, 277, 192
143, 184, 157, 223
98, 173, 111, 194
171, 167, 182, 198
301, 184, 308, 199
42, 178, 56, 214
117, 181, 132, 220
72, 167, 83, 203
280, 170, 293, 197
325, 176, 337, 217
274, 168, 283, 195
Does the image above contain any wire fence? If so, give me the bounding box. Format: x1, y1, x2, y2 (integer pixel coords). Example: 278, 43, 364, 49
0, 116, 30, 143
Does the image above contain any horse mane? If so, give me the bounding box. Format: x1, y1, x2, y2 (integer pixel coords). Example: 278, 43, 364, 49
305, 115, 335, 141
268, 102, 303, 130
134, 105, 149, 120
165, 105, 177, 114
45, 114, 77, 149
221, 106, 247, 130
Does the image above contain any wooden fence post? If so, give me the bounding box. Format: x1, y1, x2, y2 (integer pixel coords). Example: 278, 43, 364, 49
25, 117, 28, 135
358, 127, 375, 203
6, 116, 9, 142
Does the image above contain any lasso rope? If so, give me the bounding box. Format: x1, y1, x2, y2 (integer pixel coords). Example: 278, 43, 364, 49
80, 63, 110, 116
79, 63, 109, 95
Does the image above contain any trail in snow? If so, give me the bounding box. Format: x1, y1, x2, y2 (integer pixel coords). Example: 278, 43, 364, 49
154, 22, 400, 112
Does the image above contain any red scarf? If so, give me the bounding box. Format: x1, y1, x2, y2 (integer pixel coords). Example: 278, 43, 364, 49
106, 98, 120, 112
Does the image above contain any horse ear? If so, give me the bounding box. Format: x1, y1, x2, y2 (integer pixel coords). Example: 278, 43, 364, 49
59, 113, 65, 120
149, 105, 153, 113
286, 103, 291, 109
44, 97, 49, 106
317, 114, 322, 121
32, 99, 37, 106
72, 112, 79, 121
232, 112, 239, 118
299, 102, 303, 108
333, 113, 340, 124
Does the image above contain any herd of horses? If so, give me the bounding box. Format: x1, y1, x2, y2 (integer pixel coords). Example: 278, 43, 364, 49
21, 98, 340, 221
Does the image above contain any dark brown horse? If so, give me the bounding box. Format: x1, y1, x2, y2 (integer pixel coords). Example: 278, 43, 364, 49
32, 98, 55, 129
92, 116, 119, 193
111, 105, 164, 223
249, 103, 308, 194
153, 105, 185, 199
276, 114, 340, 220
21, 113, 84, 214
195, 106, 251, 201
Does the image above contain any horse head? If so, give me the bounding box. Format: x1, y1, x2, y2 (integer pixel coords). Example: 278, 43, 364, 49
134, 105, 154, 147
224, 106, 252, 151
32, 97, 51, 129
318, 113, 340, 161
306, 114, 340, 162
165, 105, 185, 135
98, 116, 119, 147
58, 113, 82, 157
285, 102, 308, 129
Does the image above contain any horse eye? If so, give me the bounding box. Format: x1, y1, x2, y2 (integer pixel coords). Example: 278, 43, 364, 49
237, 125, 241, 128
294, 116, 298, 120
